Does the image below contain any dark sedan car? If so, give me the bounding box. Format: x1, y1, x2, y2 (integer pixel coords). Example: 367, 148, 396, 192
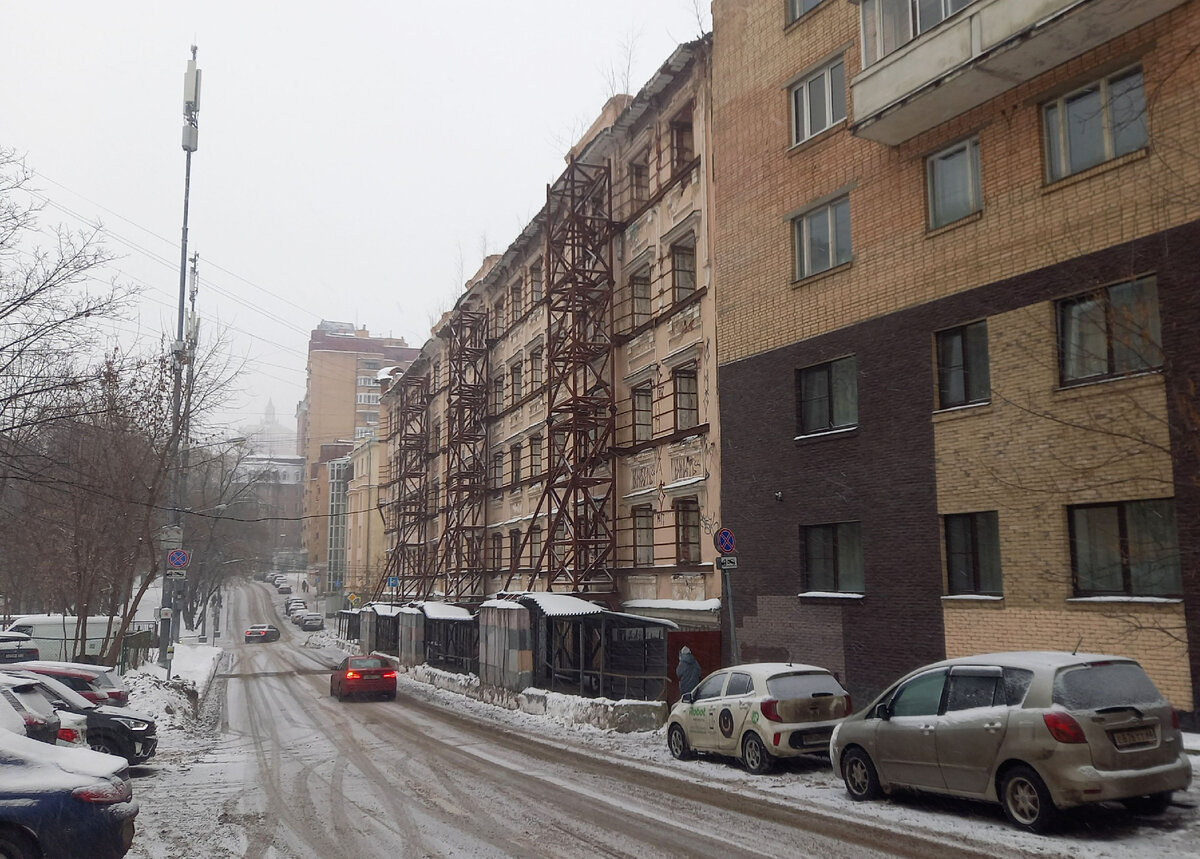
0, 730, 139, 859
0, 675, 60, 744
330, 657, 396, 701
244, 624, 280, 643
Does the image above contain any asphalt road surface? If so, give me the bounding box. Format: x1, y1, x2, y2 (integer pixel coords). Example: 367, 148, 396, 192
131, 582, 1009, 858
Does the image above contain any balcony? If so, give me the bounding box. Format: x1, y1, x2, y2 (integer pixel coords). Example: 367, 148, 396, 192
851, 0, 1187, 145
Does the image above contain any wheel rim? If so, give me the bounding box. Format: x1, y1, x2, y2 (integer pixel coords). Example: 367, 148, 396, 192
846, 757, 868, 795
669, 727, 685, 756
1006, 776, 1040, 825
744, 738, 762, 769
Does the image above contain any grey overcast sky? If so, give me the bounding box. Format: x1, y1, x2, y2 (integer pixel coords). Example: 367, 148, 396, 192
0, 1, 710, 436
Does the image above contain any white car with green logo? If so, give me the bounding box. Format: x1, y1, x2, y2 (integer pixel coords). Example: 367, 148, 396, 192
666, 662, 851, 774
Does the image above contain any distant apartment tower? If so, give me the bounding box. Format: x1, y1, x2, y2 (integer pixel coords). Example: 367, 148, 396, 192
297, 321, 419, 577
712, 0, 1200, 714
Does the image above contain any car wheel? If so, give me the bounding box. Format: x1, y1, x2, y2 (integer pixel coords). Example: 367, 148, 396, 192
0, 827, 37, 859
741, 732, 774, 774
89, 734, 131, 762
1122, 791, 1173, 816
841, 746, 882, 801
667, 723, 694, 761
1000, 764, 1057, 833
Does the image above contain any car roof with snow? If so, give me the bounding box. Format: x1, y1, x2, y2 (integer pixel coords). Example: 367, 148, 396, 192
716, 662, 835, 678
928, 651, 1135, 672
7, 660, 117, 673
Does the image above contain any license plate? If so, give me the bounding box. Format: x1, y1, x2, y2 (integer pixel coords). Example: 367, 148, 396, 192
802, 730, 831, 745
1112, 726, 1156, 748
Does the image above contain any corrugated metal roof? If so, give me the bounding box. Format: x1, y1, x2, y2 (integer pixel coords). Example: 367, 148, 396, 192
419, 602, 474, 621
517, 593, 605, 617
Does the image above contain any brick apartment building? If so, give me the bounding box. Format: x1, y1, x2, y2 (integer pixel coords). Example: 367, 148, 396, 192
297, 321, 418, 583
378, 39, 724, 630
712, 0, 1200, 714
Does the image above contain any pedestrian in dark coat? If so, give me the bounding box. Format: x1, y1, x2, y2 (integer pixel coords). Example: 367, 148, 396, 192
677, 645, 701, 697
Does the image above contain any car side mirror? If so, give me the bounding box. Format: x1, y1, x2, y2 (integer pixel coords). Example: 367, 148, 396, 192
873, 702, 891, 721
681, 692, 694, 704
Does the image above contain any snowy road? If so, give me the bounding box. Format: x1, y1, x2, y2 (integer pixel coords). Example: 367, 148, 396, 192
125, 581, 1199, 858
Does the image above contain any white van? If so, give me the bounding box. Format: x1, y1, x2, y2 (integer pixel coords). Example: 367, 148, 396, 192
4, 615, 124, 662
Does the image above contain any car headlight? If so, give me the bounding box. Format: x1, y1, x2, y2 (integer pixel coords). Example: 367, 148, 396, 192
113, 718, 150, 732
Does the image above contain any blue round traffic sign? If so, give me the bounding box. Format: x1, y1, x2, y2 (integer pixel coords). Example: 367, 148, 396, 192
715, 528, 736, 554
167, 549, 190, 568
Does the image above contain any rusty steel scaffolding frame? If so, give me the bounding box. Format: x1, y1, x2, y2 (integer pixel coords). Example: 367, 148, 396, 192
436, 309, 490, 602
376, 373, 433, 602
506, 159, 617, 595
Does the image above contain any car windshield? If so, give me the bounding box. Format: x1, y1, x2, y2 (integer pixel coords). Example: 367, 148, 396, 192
766, 672, 844, 698
350, 658, 386, 669
1053, 661, 1166, 710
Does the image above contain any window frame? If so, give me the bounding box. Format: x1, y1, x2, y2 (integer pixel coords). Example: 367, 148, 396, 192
787, 0, 824, 24
529, 435, 543, 477
671, 113, 695, 172
490, 532, 503, 570
943, 511, 1002, 595
675, 498, 701, 564
790, 58, 846, 145
633, 505, 655, 567
510, 362, 523, 401
1069, 498, 1181, 597
801, 521, 864, 593
673, 366, 699, 431
793, 195, 851, 279
927, 137, 981, 228
860, 0, 977, 67
492, 374, 505, 413
795, 355, 857, 436
630, 267, 652, 325
508, 529, 522, 571
632, 383, 653, 442
1043, 66, 1147, 183
490, 451, 504, 488
671, 241, 697, 303
510, 442, 522, 484
1057, 275, 1162, 386
936, 320, 990, 409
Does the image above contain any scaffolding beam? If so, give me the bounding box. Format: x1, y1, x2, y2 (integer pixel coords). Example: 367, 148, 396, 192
377, 372, 432, 602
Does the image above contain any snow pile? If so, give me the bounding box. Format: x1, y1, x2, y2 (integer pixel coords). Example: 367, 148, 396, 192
303, 629, 358, 653
122, 671, 201, 733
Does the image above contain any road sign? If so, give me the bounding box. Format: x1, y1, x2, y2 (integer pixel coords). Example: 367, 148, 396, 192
714, 528, 736, 555
164, 569, 186, 580
346, 592, 361, 606
387, 576, 400, 588
717, 555, 738, 570
167, 549, 190, 568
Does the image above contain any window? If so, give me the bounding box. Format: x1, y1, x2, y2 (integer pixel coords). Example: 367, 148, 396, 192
509, 530, 522, 570
725, 672, 754, 697
530, 265, 544, 303
633, 384, 653, 442
671, 242, 697, 302
529, 435, 543, 476
889, 670, 947, 717
861, 0, 976, 66
675, 498, 701, 564
511, 362, 523, 401
801, 522, 864, 592
796, 356, 857, 435
492, 298, 505, 337
631, 269, 652, 325
431, 420, 441, 453
356, 376, 376, 387
510, 443, 522, 484
490, 532, 503, 570
529, 348, 543, 386
945, 669, 1002, 712
634, 505, 654, 567
936, 321, 990, 408
433, 361, 441, 390
428, 479, 439, 514
630, 152, 649, 207
1070, 499, 1181, 596
1058, 276, 1162, 385
529, 525, 543, 565
492, 374, 505, 413
794, 196, 851, 278
672, 111, 694, 171
511, 284, 524, 320
1044, 67, 1146, 183
355, 393, 380, 405
944, 511, 1002, 595
692, 672, 726, 702
927, 138, 981, 228
354, 426, 374, 439
491, 451, 504, 488
361, 360, 379, 370
673, 367, 698, 431
787, 0, 824, 23
790, 59, 846, 144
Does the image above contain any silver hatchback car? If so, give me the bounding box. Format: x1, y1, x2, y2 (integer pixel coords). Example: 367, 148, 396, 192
830, 651, 1192, 832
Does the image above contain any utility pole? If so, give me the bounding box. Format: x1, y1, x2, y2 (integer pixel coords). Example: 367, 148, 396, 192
160, 47, 201, 668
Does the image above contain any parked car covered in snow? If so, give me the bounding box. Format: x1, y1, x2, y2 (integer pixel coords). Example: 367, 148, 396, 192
0, 631, 39, 663
0, 729, 139, 859
666, 662, 851, 774
8, 661, 126, 705
0, 674, 61, 745
299, 612, 324, 631
831, 651, 1193, 832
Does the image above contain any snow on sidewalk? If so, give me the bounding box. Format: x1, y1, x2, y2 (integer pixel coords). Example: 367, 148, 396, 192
122, 638, 224, 734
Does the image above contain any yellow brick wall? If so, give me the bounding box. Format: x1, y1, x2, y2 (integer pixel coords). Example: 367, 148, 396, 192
712, 1, 1200, 364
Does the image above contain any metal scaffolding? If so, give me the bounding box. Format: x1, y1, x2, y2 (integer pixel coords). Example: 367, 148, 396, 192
436, 309, 489, 602
507, 159, 617, 595
377, 372, 432, 602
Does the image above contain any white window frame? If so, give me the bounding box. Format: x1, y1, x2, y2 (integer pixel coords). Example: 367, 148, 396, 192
1043, 66, 1147, 183
790, 59, 846, 144
355, 393, 380, 405
787, 0, 824, 24
926, 137, 981, 228
793, 195, 851, 280
860, 0, 977, 67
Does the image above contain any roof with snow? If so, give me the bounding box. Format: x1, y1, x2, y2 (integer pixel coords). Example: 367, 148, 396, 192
621, 598, 721, 612
418, 602, 474, 621
364, 603, 407, 617
517, 593, 605, 617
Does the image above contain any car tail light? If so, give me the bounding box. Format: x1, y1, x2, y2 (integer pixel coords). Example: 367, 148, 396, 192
72, 776, 132, 804
1043, 711, 1087, 743
382, 670, 397, 679
57, 728, 81, 744
760, 699, 783, 723
845, 694, 852, 714
345, 670, 361, 680
1171, 709, 1180, 730
772, 732, 781, 746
